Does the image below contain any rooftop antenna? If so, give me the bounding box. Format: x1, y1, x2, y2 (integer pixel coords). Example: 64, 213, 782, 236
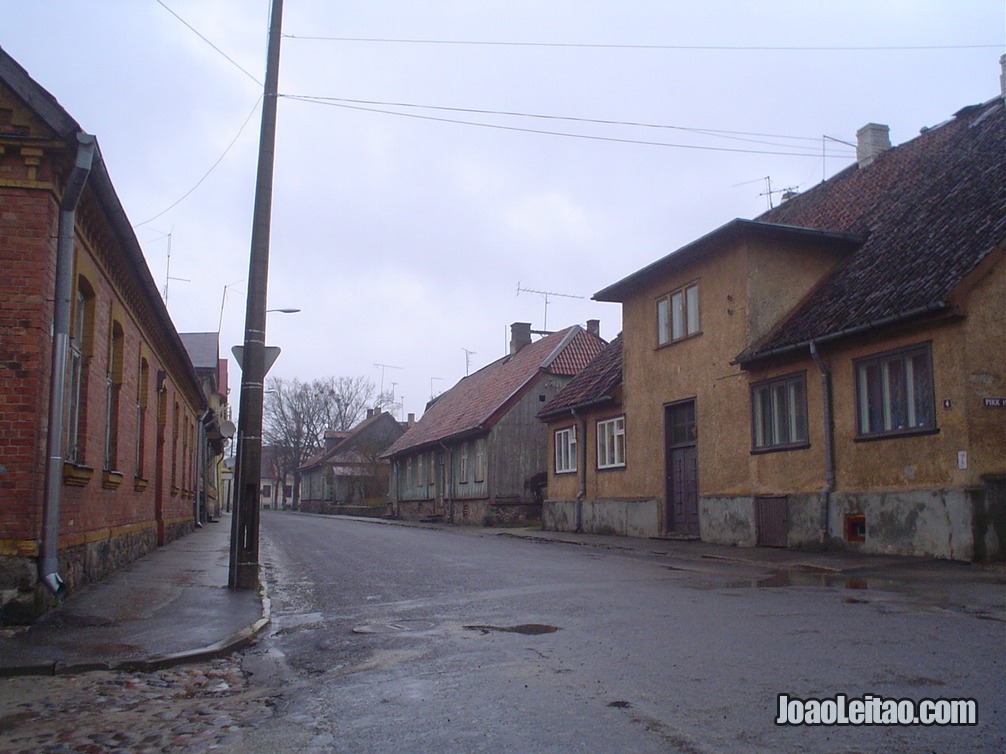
516, 281, 585, 332
373, 362, 402, 395
757, 177, 798, 210
462, 347, 477, 376
150, 228, 189, 304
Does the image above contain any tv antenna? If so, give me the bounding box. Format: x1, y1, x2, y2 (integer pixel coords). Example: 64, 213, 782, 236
373, 363, 402, 395
516, 282, 585, 332
462, 347, 477, 376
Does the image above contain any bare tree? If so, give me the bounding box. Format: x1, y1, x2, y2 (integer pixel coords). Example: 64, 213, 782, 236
263, 375, 387, 507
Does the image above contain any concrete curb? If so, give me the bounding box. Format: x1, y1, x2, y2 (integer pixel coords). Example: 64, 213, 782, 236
0, 582, 272, 678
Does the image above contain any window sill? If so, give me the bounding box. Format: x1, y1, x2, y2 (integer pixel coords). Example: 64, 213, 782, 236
854, 427, 939, 443
750, 442, 811, 455
554, 469, 578, 475
101, 470, 124, 490
63, 462, 94, 487
597, 464, 627, 471
656, 331, 703, 350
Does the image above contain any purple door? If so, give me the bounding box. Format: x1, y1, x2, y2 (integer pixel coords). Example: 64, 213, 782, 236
665, 400, 699, 536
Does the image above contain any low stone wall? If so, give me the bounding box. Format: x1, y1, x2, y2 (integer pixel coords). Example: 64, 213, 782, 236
1, 522, 168, 625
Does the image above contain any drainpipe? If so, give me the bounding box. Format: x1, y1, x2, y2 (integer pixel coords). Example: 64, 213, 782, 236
810, 341, 835, 543
439, 442, 453, 523
571, 409, 588, 532
40, 133, 96, 596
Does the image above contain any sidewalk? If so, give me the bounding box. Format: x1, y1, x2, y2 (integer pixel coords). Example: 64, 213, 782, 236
0, 515, 267, 677
1, 513, 1002, 677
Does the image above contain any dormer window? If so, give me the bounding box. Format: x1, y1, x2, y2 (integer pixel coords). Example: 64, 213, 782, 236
657, 282, 700, 346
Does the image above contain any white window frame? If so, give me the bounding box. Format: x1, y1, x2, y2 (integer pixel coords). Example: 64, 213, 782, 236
554, 426, 577, 474
474, 440, 486, 482
855, 344, 935, 438
596, 416, 626, 469
459, 443, 469, 483
657, 282, 700, 345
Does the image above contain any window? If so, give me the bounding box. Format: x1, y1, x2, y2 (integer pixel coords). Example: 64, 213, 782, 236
104, 321, 124, 471
657, 283, 700, 345
474, 440, 486, 482
855, 344, 935, 438
597, 416, 626, 469
555, 426, 577, 473
135, 359, 149, 477
417, 454, 424, 488
405, 458, 413, 489
66, 281, 94, 463
751, 373, 808, 450
459, 443, 469, 483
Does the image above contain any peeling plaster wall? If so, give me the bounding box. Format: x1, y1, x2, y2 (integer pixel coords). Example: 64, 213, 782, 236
543, 499, 659, 537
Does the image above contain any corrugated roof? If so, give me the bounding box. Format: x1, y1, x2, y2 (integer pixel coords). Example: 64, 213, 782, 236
383, 326, 606, 456
740, 97, 1005, 361
539, 335, 623, 418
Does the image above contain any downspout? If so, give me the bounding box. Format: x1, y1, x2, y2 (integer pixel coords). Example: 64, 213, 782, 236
571, 409, 588, 532
40, 133, 96, 596
810, 341, 835, 543
439, 442, 453, 524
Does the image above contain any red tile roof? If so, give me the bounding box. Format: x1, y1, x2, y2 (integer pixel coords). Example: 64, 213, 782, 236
383, 326, 606, 456
539, 335, 622, 418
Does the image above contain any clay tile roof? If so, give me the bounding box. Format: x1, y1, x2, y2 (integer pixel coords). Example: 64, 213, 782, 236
539, 335, 622, 418
383, 326, 606, 456
740, 96, 1005, 361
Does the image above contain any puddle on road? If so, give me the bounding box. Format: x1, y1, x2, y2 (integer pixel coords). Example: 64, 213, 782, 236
721, 571, 872, 591
463, 623, 560, 636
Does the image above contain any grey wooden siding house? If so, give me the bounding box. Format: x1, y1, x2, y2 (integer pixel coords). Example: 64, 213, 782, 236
382, 322, 606, 525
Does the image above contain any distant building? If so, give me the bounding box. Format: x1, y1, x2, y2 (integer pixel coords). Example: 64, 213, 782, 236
383, 322, 606, 525
299, 409, 406, 514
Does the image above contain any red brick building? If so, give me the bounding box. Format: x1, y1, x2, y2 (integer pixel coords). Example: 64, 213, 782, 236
0, 46, 209, 622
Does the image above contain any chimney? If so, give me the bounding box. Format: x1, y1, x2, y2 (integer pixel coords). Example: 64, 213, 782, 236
586, 319, 600, 338
1000, 54, 1005, 97
366, 408, 374, 419
510, 322, 532, 354
407, 412, 416, 426
856, 123, 890, 169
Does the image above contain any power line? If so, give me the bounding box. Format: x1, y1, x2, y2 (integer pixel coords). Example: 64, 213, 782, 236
282, 95, 855, 158
282, 35, 1000, 52
133, 95, 263, 228
283, 95, 844, 153
157, 0, 263, 86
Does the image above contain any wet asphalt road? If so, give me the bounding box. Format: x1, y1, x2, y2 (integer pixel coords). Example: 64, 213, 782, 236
239, 511, 1004, 754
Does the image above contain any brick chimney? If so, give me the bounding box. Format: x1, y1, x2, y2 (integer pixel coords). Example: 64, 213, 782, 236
1001, 54, 1005, 96
510, 322, 532, 354
586, 319, 600, 338
856, 123, 890, 169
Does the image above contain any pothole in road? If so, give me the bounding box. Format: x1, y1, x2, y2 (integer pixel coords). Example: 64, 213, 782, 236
463, 624, 560, 636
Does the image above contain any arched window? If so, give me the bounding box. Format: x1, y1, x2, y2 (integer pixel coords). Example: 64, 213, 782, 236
136, 358, 149, 478
67, 277, 95, 463
104, 321, 124, 471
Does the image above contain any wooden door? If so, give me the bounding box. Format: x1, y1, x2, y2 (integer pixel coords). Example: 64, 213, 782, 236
665, 400, 699, 536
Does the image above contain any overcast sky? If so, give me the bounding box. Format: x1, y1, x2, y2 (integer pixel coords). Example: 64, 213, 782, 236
3, 1, 1002, 422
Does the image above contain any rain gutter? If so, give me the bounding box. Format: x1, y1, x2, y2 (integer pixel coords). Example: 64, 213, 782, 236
40, 133, 96, 596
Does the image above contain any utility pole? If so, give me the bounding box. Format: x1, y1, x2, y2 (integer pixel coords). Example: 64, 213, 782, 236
229, 0, 284, 590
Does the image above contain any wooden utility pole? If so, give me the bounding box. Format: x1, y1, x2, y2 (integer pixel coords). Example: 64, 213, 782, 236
229, 0, 284, 589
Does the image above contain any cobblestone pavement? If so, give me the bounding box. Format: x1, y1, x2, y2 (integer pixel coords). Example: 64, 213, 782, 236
0, 657, 274, 754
